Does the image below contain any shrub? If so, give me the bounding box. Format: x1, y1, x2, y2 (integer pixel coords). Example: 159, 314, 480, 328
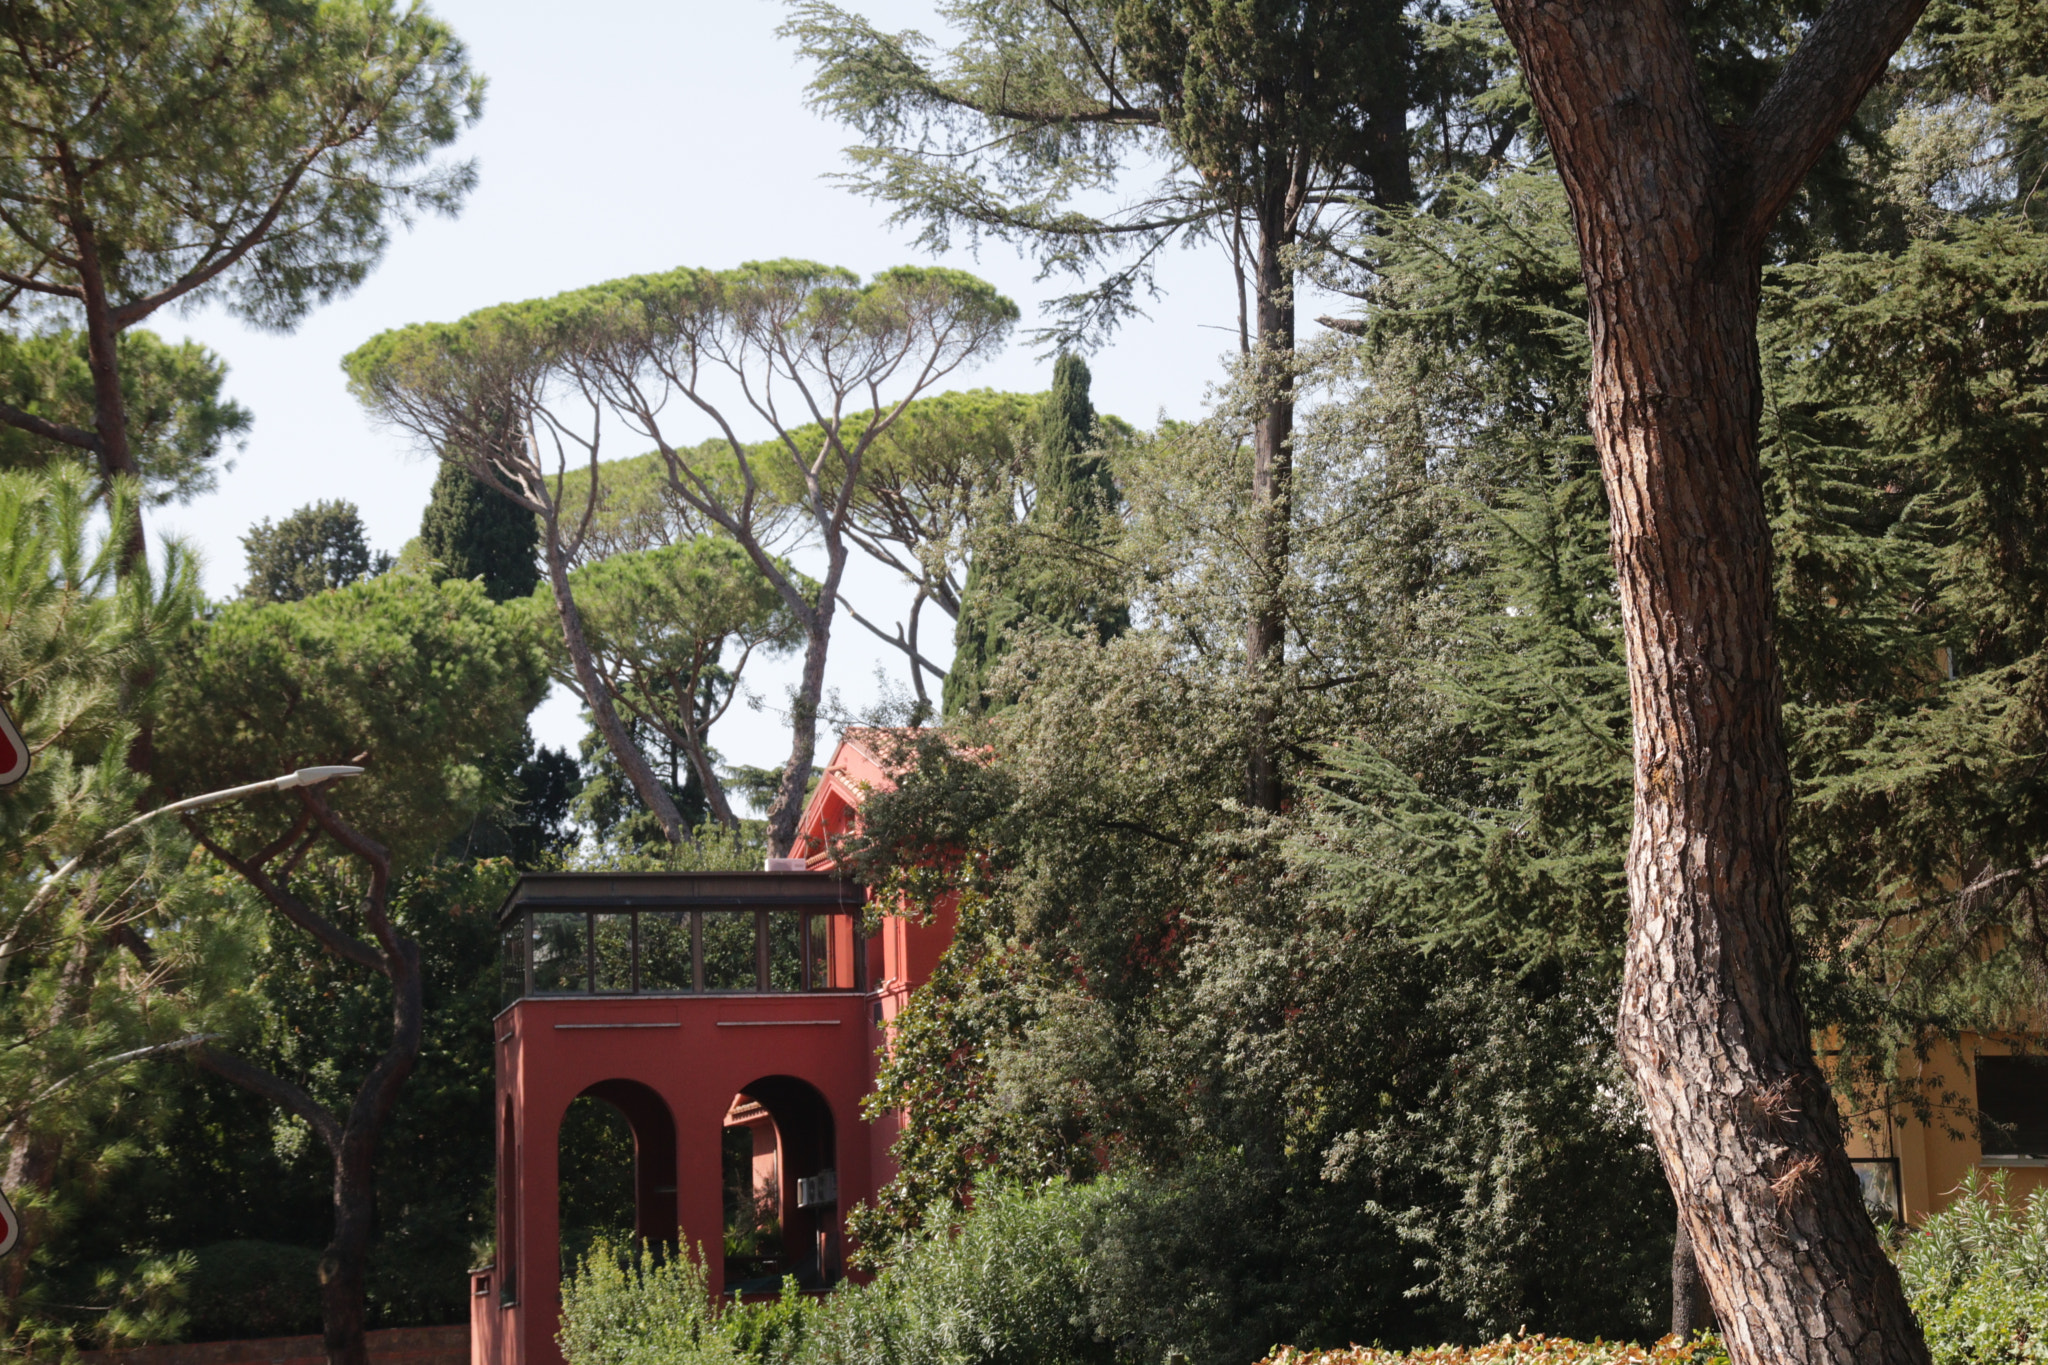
557, 1242, 736, 1365
1260, 1339, 1714, 1365
182, 1241, 324, 1340
559, 1181, 1116, 1365
869, 1179, 1115, 1365
1894, 1172, 2048, 1365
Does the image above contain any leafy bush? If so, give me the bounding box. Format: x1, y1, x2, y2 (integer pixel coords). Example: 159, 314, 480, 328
864, 1179, 1114, 1365
182, 1241, 324, 1340
559, 1181, 1115, 1365
557, 1241, 735, 1365
1894, 1172, 2048, 1365
1261, 1341, 1713, 1365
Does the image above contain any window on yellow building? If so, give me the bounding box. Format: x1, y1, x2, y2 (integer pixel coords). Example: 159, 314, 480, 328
1976, 1055, 2048, 1161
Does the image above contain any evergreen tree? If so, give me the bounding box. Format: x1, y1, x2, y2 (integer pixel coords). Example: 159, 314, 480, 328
945, 355, 1126, 717
0, 467, 225, 1351
417, 461, 540, 603
1032, 353, 1117, 525
241, 500, 391, 603
0, 0, 481, 568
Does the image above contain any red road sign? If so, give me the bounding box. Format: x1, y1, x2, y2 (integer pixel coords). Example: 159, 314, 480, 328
0, 699, 25, 788
0, 1186, 18, 1256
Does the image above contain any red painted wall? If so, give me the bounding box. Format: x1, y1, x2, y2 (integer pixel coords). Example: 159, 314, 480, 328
477, 732, 955, 1365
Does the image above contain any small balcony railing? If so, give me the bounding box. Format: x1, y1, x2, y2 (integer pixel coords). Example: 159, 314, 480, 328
500, 905, 866, 1003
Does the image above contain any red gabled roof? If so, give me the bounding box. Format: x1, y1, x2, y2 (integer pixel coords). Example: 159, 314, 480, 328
794, 728, 917, 868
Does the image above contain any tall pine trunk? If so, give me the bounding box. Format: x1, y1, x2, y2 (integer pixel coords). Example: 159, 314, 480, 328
193, 811, 426, 1365
1244, 209, 1295, 814
1596, 252, 1919, 1363
317, 947, 420, 1365
1487, 0, 1935, 1360
765, 539, 844, 858
541, 529, 685, 844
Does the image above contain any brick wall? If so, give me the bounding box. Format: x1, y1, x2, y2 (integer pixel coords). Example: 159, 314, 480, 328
79, 1324, 469, 1365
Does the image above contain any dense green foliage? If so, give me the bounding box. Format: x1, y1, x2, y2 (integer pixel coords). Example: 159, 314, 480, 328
0, 467, 231, 1351
561, 1182, 1117, 1365
154, 572, 549, 858
240, 500, 392, 603
558, 1176, 2048, 1365
1894, 1174, 2048, 1365
51, 859, 517, 1337
0, 0, 482, 330
0, 330, 249, 504
419, 462, 542, 603
945, 355, 1125, 717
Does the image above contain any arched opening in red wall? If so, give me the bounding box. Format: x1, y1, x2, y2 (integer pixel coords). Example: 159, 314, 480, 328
499, 1098, 519, 1305
720, 1076, 838, 1294
557, 1079, 678, 1276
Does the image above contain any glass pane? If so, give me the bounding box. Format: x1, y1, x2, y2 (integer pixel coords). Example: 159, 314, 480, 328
805, 914, 828, 991
1977, 1055, 2048, 1156
639, 911, 693, 992
1853, 1160, 1900, 1225
501, 924, 525, 1003
531, 912, 588, 993
702, 911, 757, 991
594, 913, 633, 992
766, 911, 802, 991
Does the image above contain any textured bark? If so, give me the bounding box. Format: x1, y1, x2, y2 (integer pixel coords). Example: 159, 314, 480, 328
1671, 1213, 1714, 1339
58, 155, 147, 577
1485, 1, 1933, 1362
764, 541, 845, 858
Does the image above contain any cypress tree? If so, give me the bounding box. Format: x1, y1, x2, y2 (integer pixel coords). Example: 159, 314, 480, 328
417, 461, 541, 602
944, 355, 1126, 717
1032, 352, 1116, 526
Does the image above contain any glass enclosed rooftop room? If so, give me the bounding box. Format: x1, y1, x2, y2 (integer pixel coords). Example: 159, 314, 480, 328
496, 872, 868, 1003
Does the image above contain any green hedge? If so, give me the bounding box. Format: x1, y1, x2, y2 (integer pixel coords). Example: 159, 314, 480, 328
1895, 1173, 2048, 1365
559, 1180, 1113, 1365
183, 1241, 324, 1341
1261, 1341, 1712, 1365
560, 1173, 2048, 1365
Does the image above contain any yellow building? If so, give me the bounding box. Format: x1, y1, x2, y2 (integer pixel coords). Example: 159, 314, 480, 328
1841, 1033, 2048, 1224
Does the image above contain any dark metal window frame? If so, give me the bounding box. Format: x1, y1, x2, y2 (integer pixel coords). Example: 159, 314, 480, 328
1975, 1052, 2048, 1161
513, 905, 865, 1000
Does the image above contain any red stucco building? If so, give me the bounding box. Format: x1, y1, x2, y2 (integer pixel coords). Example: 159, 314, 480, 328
469, 733, 951, 1365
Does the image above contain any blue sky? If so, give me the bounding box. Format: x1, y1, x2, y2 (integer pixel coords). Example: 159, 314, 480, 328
158, 0, 1260, 782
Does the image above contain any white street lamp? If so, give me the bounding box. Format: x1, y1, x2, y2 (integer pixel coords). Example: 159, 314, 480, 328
18, 766, 365, 922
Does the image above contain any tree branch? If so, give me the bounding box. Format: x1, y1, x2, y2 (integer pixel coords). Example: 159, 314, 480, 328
1741, 0, 1932, 243
844, 598, 947, 679
296, 787, 404, 966
0, 399, 100, 454
185, 820, 385, 974
191, 1045, 344, 1154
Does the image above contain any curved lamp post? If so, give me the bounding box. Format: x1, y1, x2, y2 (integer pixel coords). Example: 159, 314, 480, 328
18, 765, 364, 924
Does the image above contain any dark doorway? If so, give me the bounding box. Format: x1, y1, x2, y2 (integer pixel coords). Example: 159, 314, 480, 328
557, 1081, 679, 1276
720, 1077, 837, 1295
558, 1096, 633, 1273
